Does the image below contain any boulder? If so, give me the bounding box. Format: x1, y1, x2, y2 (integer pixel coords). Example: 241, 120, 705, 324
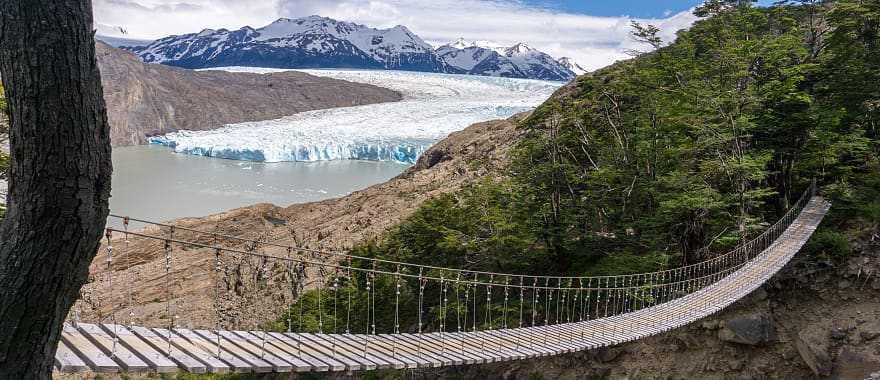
750, 287, 768, 301
795, 326, 832, 377
834, 347, 880, 379
860, 330, 880, 341
718, 313, 777, 345
597, 347, 624, 363
701, 320, 721, 330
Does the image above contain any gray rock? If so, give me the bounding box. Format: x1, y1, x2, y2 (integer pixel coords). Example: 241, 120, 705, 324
597, 347, 624, 363
837, 279, 852, 289
702, 320, 721, 330
718, 313, 777, 345
860, 330, 880, 341
795, 326, 832, 377
834, 347, 880, 379
751, 287, 768, 301
728, 359, 744, 371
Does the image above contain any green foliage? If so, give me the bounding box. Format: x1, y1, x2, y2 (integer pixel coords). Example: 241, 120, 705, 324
279, 0, 880, 336
514, 0, 878, 266
805, 229, 852, 258
267, 275, 419, 335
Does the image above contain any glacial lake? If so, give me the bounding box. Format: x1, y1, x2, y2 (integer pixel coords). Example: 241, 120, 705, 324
109, 145, 407, 224
109, 69, 561, 224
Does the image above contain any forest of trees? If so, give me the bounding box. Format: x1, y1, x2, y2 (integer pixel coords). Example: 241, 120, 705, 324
278, 0, 879, 333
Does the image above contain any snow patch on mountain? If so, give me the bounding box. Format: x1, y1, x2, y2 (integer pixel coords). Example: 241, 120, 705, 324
557, 57, 588, 76
126, 17, 581, 81
129, 16, 450, 72
436, 39, 575, 81
150, 69, 561, 163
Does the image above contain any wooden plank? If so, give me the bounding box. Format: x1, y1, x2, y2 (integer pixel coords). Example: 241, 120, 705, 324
377, 334, 461, 366
405, 333, 479, 365
60, 324, 120, 373
149, 327, 233, 373
191, 329, 273, 373
447, 331, 528, 362
361, 334, 435, 368
166, 328, 249, 372
296, 333, 382, 371
332, 333, 416, 369
402, 333, 487, 364
100, 324, 178, 373
214, 330, 292, 372
282, 333, 367, 371
234, 331, 315, 372
55, 340, 88, 373
491, 329, 555, 356
398, 333, 482, 365
262, 332, 339, 372
511, 326, 576, 354
128, 325, 208, 373
77, 323, 150, 372
479, 330, 544, 358
519, 326, 577, 354
268, 332, 348, 372
444, 332, 504, 362
425, 333, 486, 364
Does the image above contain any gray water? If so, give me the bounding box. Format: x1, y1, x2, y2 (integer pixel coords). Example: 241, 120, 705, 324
110, 145, 407, 224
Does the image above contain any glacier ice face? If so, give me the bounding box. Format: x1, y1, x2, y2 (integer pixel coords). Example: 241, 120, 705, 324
150, 68, 562, 163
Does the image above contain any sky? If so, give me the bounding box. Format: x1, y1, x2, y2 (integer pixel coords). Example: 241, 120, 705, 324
93, 0, 704, 71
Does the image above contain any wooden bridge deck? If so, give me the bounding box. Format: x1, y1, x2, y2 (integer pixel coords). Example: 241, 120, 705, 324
54, 197, 831, 373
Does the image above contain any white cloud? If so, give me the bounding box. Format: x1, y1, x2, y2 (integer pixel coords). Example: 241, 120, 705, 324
93, 0, 698, 71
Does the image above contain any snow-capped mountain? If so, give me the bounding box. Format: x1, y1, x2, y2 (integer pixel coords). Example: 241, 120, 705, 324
436, 38, 575, 81
556, 57, 588, 76
125, 17, 576, 81
128, 16, 452, 72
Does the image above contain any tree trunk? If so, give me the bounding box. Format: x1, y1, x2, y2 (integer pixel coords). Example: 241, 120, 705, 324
0, 0, 112, 378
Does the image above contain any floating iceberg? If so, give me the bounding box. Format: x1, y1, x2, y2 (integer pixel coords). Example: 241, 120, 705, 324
150, 69, 562, 163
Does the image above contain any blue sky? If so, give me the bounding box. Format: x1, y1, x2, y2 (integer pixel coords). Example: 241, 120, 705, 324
529, 0, 704, 18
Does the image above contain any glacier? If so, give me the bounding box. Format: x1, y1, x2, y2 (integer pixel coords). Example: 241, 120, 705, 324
149, 68, 562, 163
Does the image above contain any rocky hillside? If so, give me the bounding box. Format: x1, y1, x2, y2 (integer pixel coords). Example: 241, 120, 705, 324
96, 41, 401, 146
77, 110, 880, 379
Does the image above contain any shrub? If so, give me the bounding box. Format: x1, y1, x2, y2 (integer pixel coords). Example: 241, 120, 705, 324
805, 229, 851, 258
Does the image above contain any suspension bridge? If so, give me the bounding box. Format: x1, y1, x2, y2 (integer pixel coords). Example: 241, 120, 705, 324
54, 183, 829, 374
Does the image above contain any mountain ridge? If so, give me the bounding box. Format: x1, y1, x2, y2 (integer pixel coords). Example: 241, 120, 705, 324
124, 16, 579, 81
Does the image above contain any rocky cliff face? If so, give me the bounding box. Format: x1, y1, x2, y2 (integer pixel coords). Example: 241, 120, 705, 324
95, 41, 402, 146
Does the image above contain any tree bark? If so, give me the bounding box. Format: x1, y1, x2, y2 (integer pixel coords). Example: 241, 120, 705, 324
0, 0, 112, 378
